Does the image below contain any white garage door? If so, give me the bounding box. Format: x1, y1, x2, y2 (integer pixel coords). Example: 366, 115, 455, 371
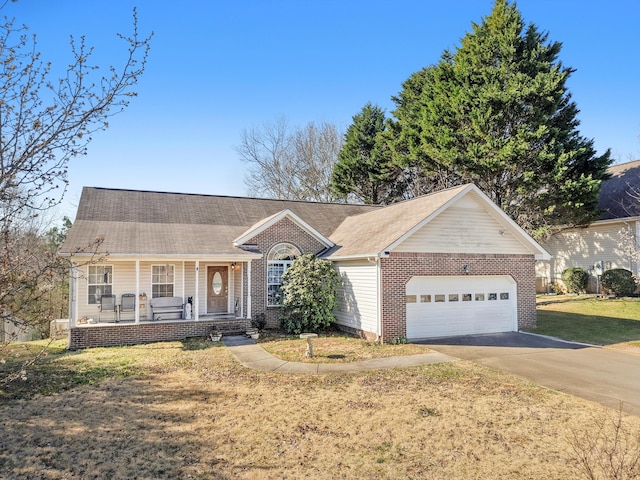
406, 276, 517, 340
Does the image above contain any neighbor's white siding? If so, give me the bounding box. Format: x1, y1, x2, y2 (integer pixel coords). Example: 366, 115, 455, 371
394, 192, 533, 255
538, 220, 638, 283
333, 260, 379, 336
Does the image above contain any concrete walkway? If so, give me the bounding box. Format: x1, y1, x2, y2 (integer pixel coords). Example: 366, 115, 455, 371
221, 335, 456, 374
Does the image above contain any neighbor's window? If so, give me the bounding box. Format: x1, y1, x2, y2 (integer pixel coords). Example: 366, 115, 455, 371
152, 264, 175, 298
88, 265, 113, 304
267, 243, 301, 306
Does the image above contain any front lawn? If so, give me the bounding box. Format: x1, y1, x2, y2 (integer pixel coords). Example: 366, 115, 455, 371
2, 335, 639, 478
530, 297, 640, 346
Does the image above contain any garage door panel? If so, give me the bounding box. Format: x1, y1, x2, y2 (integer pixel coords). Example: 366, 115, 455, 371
406, 276, 516, 339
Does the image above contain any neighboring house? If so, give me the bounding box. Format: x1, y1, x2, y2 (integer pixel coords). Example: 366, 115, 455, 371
536, 160, 640, 293
1, 317, 41, 343
60, 184, 549, 349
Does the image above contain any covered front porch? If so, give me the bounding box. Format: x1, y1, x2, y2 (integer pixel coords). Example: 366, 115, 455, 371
67, 255, 260, 349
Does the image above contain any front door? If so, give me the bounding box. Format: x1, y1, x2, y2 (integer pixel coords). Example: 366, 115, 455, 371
207, 266, 228, 313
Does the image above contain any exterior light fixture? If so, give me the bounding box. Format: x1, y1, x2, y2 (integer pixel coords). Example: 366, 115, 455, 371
463, 264, 470, 274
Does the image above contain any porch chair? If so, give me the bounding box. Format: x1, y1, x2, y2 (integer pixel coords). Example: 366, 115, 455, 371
98, 294, 117, 322
119, 294, 136, 322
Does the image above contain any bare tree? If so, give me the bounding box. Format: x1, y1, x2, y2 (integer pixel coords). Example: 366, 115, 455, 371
0, 3, 152, 355
236, 117, 343, 202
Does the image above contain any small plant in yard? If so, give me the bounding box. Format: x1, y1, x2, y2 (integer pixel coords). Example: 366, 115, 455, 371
562, 268, 589, 294
570, 403, 640, 479
251, 312, 267, 331
388, 336, 407, 345
418, 406, 441, 417
601, 269, 638, 297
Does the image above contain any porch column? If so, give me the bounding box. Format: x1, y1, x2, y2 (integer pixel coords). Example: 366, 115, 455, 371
135, 260, 140, 324
69, 263, 77, 328
247, 261, 252, 319
195, 261, 200, 321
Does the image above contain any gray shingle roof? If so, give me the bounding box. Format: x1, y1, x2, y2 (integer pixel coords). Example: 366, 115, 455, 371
599, 160, 640, 220
325, 184, 468, 258
61, 187, 380, 256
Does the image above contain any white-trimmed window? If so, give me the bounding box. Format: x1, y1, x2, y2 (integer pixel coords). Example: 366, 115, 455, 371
152, 264, 175, 298
267, 243, 300, 306
88, 265, 113, 304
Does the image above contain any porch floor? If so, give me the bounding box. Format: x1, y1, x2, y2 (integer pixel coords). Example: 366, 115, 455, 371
77, 314, 248, 333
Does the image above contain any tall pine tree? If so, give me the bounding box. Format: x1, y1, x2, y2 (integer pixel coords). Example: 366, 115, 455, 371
389, 0, 610, 236
331, 103, 407, 204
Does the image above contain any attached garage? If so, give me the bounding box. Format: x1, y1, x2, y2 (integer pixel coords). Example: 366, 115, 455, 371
406, 275, 517, 340
325, 184, 550, 342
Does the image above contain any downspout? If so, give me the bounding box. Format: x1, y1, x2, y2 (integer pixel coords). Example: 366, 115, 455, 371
367, 255, 382, 343
636, 220, 640, 277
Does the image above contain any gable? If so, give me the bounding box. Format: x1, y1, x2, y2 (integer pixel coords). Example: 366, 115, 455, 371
393, 190, 536, 255
233, 209, 333, 248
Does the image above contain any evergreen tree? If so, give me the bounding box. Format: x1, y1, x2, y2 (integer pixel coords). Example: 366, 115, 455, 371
331, 103, 406, 204
389, 0, 611, 236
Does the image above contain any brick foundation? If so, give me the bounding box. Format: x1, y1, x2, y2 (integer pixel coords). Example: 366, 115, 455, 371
379, 252, 537, 343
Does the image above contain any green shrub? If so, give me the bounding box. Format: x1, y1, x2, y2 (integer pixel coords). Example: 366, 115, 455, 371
601, 268, 638, 297
561, 268, 589, 294
278, 254, 339, 334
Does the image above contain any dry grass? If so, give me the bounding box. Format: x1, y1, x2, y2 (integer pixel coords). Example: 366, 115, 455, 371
1, 337, 640, 479
257, 332, 432, 363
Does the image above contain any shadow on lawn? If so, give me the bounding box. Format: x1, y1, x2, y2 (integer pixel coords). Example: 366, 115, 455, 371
533, 311, 640, 346
0, 377, 235, 479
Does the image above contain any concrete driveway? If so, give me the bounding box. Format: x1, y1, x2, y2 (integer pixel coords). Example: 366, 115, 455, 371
416, 332, 640, 414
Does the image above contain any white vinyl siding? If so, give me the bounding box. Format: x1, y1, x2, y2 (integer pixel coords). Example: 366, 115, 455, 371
539, 220, 639, 282
333, 260, 379, 335
75, 261, 185, 321
395, 192, 533, 255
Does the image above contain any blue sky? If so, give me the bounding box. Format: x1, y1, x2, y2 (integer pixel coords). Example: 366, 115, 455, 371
8, 1, 640, 221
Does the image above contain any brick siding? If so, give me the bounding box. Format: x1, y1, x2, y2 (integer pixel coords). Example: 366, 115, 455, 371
379, 252, 536, 343
247, 216, 328, 327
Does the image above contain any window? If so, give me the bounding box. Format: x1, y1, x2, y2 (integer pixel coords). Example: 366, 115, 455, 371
152, 265, 174, 298
88, 265, 113, 304
475, 293, 485, 301
488, 293, 497, 301
434, 294, 445, 303
405, 295, 417, 304
500, 292, 510, 300
462, 294, 472, 302
267, 243, 301, 306
449, 294, 459, 302
420, 294, 432, 303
